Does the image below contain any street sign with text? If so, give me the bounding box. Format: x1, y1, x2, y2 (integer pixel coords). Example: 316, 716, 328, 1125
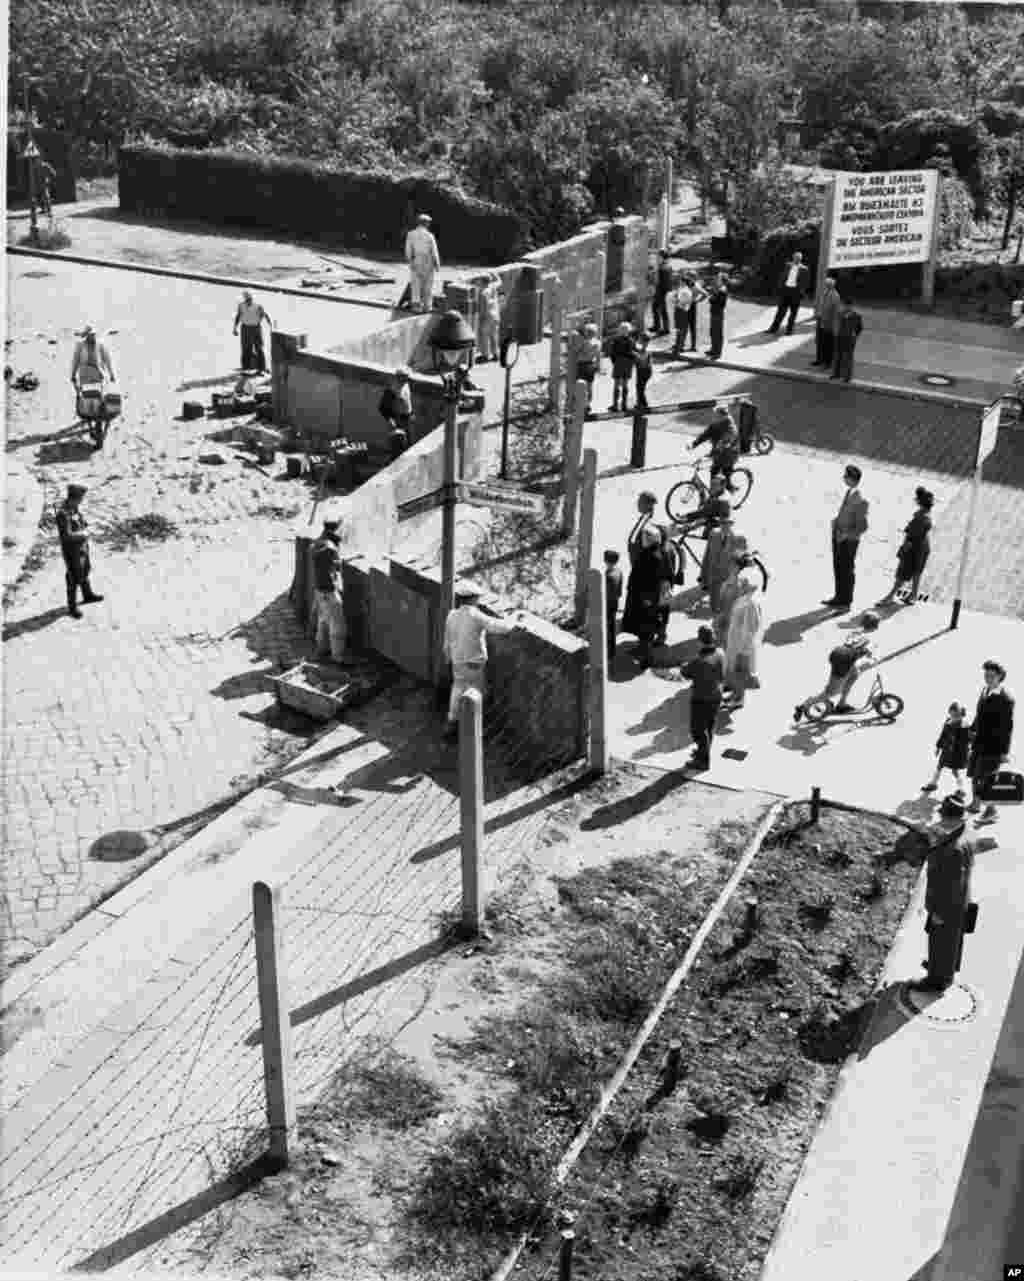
396, 486, 449, 521
456, 481, 544, 515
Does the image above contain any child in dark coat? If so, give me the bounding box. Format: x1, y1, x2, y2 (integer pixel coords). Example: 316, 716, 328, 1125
633, 332, 652, 410
609, 322, 636, 413
923, 702, 970, 796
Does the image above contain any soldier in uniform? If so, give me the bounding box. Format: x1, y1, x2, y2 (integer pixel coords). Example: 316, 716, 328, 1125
311, 517, 349, 664
56, 484, 104, 619
913, 821, 995, 992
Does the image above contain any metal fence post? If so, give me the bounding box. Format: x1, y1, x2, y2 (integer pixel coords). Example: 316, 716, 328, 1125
558, 1209, 576, 1281
810, 786, 821, 824
562, 390, 586, 537
253, 881, 296, 1168
574, 448, 598, 625
458, 687, 485, 937
587, 567, 608, 775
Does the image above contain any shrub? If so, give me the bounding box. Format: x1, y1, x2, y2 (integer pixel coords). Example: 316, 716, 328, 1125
744, 222, 822, 292
118, 145, 526, 263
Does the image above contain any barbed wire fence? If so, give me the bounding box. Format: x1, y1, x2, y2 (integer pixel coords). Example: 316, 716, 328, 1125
3, 911, 264, 1270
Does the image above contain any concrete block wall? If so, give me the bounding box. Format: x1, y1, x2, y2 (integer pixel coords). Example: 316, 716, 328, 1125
271, 332, 448, 449
327, 312, 440, 375
291, 405, 485, 622
338, 556, 588, 771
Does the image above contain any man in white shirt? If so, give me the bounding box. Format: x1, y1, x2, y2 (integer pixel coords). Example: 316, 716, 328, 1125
442, 583, 520, 738
767, 251, 810, 336
233, 292, 273, 373
404, 213, 441, 313
671, 278, 694, 356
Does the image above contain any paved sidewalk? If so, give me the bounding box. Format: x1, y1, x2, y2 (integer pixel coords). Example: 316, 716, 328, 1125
1, 454, 43, 595
0, 680, 584, 1271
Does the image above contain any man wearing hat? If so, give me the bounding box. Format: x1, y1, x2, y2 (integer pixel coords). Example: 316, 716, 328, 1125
681, 624, 725, 771
442, 583, 520, 739
404, 213, 441, 314
56, 484, 104, 619
70, 324, 117, 450
310, 516, 348, 664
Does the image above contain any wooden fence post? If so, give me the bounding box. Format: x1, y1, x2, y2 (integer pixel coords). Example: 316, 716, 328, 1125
558, 1210, 576, 1281
587, 567, 608, 775
253, 881, 296, 1168
810, 786, 821, 825
547, 274, 564, 412
459, 687, 485, 936
562, 390, 586, 537
574, 448, 598, 625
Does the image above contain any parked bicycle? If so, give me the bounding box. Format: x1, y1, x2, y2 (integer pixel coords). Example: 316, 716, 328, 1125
665, 455, 754, 525
802, 671, 905, 724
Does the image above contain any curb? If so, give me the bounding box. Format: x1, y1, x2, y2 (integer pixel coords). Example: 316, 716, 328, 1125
489, 796, 788, 1281
5, 245, 396, 312
673, 351, 990, 411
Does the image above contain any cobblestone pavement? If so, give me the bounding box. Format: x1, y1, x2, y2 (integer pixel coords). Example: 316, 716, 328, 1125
3, 258, 385, 968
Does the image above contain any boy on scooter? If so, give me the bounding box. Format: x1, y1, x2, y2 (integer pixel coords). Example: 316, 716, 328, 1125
794, 611, 879, 722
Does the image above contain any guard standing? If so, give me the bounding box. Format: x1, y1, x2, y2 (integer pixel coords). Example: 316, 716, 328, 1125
913, 822, 992, 992
56, 484, 104, 619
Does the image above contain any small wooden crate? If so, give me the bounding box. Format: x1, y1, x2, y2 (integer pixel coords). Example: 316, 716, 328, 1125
272, 662, 349, 721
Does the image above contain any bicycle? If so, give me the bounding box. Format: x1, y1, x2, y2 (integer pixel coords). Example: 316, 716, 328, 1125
664, 455, 754, 525
802, 671, 905, 724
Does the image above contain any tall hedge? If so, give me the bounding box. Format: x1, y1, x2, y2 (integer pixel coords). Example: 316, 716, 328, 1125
118, 146, 527, 264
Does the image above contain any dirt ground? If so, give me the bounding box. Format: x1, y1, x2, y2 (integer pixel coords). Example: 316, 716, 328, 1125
113, 765, 772, 1281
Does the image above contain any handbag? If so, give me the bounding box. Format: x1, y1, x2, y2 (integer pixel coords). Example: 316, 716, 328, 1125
978, 770, 1024, 803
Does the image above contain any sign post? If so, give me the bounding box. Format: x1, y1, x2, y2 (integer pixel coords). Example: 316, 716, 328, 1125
921, 176, 943, 308
813, 180, 837, 311
950, 399, 1002, 631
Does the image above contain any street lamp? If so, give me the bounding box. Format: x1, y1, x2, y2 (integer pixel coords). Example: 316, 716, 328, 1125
429, 310, 476, 685
430, 309, 477, 400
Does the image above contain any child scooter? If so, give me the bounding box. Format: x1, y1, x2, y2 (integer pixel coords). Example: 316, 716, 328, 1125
802, 672, 905, 724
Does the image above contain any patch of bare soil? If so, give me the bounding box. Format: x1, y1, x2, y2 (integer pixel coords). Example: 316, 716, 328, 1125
518, 801, 928, 1281
115, 766, 770, 1281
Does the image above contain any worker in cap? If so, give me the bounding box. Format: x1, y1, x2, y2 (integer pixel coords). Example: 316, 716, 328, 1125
311, 513, 349, 664
404, 211, 441, 314
442, 583, 521, 739
56, 483, 104, 618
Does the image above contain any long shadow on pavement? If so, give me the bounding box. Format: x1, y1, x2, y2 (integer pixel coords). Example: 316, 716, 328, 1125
71, 1154, 277, 1274
578, 767, 692, 830
2, 606, 70, 642
763, 606, 835, 647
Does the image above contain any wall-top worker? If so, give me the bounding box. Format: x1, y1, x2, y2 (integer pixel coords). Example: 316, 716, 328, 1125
233, 291, 273, 374
405, 213, 441, 314
442, 582, 521, 740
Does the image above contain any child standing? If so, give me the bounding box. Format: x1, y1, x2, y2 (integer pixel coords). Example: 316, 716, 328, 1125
609, 322, 636, 413
633, 332, 652, 410
575, 323, 602, 418
603, 549, 623, 664
922, 702, 969, 796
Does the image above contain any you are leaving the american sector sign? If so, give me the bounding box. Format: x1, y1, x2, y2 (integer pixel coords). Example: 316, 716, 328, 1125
827, 169, 939, 270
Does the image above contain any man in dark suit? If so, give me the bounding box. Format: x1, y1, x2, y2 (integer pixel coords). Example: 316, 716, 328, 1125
767, 251, 810, 335
968, 660, 1015, 820
831, 294, 864, 383
823, 463, 869, 611
651, 250, 674, 336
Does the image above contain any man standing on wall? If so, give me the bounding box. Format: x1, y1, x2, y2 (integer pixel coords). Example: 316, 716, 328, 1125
233, 292, 273, 374
405, 213, 441, 314
442, 582, 521, 740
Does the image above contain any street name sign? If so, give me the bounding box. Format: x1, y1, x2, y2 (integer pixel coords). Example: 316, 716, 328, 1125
396, 485, 449, 521
456, 481, 544, 515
